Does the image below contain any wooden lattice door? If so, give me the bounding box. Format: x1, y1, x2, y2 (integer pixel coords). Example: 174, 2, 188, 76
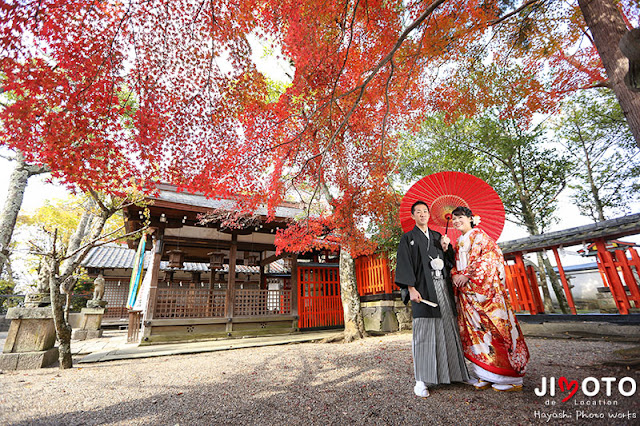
298, 265, 344, 329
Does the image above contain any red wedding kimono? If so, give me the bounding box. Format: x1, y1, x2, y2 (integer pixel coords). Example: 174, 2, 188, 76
451, 228, 529, 380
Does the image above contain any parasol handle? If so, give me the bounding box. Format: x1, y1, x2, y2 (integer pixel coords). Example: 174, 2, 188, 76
444, 213, 452, 237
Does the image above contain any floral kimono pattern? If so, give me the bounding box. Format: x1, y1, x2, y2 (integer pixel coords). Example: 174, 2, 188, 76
452, 228, 529, 377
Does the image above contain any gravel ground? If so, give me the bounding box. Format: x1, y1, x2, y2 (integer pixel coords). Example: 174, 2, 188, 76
1, 333, 639, 425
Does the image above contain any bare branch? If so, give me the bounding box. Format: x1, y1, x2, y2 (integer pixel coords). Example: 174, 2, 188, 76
490, 0, 544, 26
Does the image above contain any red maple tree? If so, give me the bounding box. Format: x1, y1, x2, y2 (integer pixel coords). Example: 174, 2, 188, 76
1, 0, 638, 256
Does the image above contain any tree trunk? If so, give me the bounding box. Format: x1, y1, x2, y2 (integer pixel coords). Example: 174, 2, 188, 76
0, 151, 49, 278
339, 247, 367, 342
47, 193, 112, 369
542, 252, 570, 314
535, 252, 555, 313
579, 0, 640, 147
61, 207, 93, 275
47, 257, 73, 369
580, 138, 606, 221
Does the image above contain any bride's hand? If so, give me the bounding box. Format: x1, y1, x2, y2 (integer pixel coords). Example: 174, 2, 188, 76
453, 274, 469, 288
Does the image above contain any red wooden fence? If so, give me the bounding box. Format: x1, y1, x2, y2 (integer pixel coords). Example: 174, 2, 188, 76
595, 240, 640, 314
298, 265, 344, 328
355, 254, 394, 295
354, 252, 546, 315
502, 255, 544, 314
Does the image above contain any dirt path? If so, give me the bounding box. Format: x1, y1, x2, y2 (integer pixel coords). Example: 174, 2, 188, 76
1, 333, 638, 425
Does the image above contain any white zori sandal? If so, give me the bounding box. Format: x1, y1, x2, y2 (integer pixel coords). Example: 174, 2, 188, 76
465, 379, 491, 390
414, 381, 430, 398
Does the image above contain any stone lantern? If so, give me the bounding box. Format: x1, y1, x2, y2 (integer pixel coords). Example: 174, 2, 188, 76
208, 251, 225, 270
247, 254, 259, 266
167, 249, 185, 269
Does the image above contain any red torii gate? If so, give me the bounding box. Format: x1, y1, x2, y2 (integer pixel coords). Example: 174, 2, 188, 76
499, 213, 640, 315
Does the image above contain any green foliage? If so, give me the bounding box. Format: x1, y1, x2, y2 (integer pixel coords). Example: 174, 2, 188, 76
398, 112, 570, 235
552, 88, 639, 221
398, 113, 499, 184
17, 194, 125, 251
0, 279, 18, 315
0, 279, 15, 295
265, 77, 292, 104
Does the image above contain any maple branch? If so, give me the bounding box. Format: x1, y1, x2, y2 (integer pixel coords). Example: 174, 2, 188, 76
489, 0, 545, 26
74, 1, 132, 101
380, 59, 395, 156
327, 0, 361, 126
88, 188, 111, 215
246, 0, 448, 173
295, 0, 448, 178
57, 226, 148, 290
0, 153, 16, 162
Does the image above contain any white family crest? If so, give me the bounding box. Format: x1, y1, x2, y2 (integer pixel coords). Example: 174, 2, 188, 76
430, 256, 444, 270
430, 256, 444, 277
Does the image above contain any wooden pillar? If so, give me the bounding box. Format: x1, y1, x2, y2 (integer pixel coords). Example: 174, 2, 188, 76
291, 254, 298, 321
502, 262, 521, 310
551, 247, 577, 315
614, 249, 640, 307
627, 248, 640, 306
225, 234, 238, 332
513, 254, 534, 313
141, 228, 164, 341
595, 239, 631, 314
525, 265, 545, 314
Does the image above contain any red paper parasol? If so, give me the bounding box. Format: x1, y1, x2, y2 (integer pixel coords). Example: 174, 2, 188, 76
399, 171, 505, 242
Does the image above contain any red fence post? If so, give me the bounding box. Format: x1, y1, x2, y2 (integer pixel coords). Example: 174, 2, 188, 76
525, 265, 545, 314
614, 249, 640, 308
595, 239, 631, 314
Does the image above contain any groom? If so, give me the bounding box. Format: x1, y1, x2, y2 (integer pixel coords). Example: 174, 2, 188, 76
395, 200, 468, 397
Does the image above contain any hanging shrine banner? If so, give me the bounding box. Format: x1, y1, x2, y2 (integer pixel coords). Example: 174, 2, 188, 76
126, 237, 147, 309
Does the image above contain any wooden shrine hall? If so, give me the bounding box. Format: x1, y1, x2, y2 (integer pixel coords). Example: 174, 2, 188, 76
121, 184, 343, 344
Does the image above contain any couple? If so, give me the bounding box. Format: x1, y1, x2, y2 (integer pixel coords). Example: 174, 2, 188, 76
395, 201, 529, 398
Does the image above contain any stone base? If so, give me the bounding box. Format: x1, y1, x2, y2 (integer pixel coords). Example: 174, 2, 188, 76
0, 347, 58, 370
4, 307, 56, 353
79, 307, 105, 330
596, 287, 640, 313
86, 300, 107, 309
72, 329, 103, 340
361, 299, 412, 333
23, 293, 51, 307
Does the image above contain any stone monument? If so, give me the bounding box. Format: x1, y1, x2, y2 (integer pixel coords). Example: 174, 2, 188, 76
0, 264, 59, 370
72, 274, 108, 340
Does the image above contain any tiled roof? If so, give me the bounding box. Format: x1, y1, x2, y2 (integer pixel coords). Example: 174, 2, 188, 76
81, 245, 289, 274
499, 213, 640, 254
82, 245, 139, 269
153, 183, 303, 220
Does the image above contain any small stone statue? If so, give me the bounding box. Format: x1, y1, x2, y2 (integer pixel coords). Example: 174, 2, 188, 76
92, 274, 105, 301
86, 274, 108, 309
25, 260, 52, 307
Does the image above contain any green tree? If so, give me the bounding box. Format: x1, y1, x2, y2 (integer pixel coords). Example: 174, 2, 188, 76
553, 88, 639, 221
26, 190, 147, 369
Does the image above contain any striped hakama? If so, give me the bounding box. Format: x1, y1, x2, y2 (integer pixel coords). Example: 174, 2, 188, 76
412, 273, 470, 385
